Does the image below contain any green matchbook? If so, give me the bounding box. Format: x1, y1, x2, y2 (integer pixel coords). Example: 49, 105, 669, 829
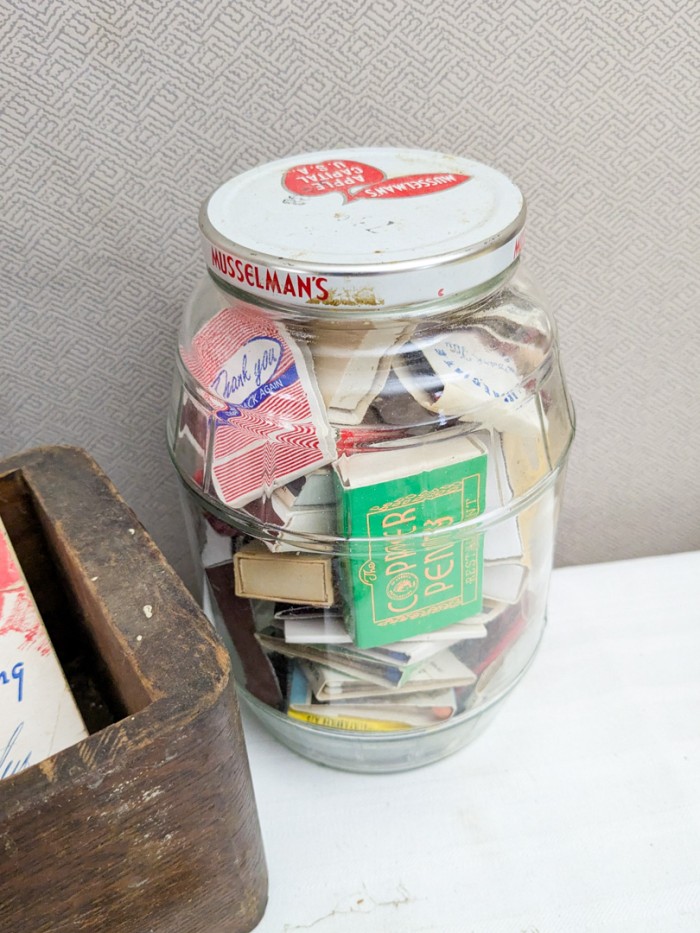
336, 435, 488, 648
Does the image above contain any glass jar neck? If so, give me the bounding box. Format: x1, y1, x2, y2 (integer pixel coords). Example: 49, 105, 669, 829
204, 260, 522, 324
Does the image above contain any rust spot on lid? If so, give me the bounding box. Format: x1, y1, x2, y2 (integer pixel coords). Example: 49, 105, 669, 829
307, 287, 385, 308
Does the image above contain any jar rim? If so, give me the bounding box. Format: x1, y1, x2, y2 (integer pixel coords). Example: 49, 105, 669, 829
199, 147, 526, 312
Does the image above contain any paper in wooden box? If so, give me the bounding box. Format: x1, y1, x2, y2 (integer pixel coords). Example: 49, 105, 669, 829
0, 517, 88, 780
335, 434, 488, 648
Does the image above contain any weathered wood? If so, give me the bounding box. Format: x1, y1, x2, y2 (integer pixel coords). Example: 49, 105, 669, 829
0, 447, 268, 933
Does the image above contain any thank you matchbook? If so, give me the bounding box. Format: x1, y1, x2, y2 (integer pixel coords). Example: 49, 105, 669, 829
0, 517, 87, 780
336, 435, 488, 648
183, 304, 335, 508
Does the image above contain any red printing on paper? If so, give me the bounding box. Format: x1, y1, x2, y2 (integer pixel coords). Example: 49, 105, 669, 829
183, 306, 330, 506
0, 530, 50, 656
283, 160, 471, 203
336, 426, 411, 455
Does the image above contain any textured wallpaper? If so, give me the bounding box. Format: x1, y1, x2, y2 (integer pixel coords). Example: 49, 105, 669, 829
1, 0, 699, 587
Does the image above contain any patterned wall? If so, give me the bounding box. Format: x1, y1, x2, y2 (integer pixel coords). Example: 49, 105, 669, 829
2, 0, 699, 587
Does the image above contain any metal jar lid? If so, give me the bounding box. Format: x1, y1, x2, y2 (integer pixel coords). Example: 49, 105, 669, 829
200, 147, 526, 312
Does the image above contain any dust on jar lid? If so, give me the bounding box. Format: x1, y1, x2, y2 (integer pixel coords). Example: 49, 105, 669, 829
200, 147, 525, 312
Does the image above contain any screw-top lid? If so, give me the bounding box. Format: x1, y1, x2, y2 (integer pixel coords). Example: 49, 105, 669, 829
200, 147, 525, 311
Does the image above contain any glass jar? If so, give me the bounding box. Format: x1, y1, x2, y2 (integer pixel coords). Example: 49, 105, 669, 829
167, 148, 575, 772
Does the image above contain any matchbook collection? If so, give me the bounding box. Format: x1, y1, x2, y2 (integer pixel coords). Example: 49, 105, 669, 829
173, 294, 556, 734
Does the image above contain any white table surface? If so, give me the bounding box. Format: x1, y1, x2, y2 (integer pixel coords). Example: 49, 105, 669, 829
243, 551, 700, 932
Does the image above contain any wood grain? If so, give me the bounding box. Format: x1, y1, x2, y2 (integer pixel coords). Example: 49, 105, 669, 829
0, 446, 268, 933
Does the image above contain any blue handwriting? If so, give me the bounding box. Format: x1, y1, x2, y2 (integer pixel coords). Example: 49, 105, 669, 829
0, 661, 24, 703
212, 356, 252, 398
0, 723, 31, 779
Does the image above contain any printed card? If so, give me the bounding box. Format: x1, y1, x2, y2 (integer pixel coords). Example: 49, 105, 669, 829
336, 434, 488, 647
183, 304, 336, 507
394, 329, 544, 436
0, 518, 87, 781
233, 541, 335, 607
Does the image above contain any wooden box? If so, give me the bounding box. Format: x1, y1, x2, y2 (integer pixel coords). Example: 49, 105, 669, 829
0, 447, 267, 932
